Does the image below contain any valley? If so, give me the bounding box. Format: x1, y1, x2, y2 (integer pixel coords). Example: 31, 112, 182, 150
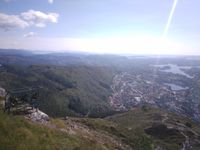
1, 50, 200, 149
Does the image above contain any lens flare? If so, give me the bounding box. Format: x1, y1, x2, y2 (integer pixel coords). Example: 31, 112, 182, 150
163, 0, 179, 37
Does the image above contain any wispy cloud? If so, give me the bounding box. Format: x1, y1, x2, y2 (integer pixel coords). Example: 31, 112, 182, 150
23, 32, 37, 38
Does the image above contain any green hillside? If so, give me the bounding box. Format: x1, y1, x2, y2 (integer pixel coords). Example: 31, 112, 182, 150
0, 64, 116, 117
108, 107, 200, 149
1, 105, 200, 150
0, 95, 129, 150
0, 111, 131, 150
77, 106, 200, 150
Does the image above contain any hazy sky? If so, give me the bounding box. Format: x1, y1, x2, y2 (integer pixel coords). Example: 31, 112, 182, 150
0, 0, 200, 55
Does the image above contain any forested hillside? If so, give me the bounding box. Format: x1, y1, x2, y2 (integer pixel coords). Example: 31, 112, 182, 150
0, 64, 116, 117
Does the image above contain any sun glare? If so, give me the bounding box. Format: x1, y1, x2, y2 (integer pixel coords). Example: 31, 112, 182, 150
163, 0, 179, 38
65, 35, 185, 55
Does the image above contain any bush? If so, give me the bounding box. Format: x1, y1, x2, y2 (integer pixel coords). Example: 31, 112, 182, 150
185, 122, 192, 128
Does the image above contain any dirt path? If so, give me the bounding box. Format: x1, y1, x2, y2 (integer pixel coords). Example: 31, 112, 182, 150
27, 115, 132, 150
181, 132, 191, 150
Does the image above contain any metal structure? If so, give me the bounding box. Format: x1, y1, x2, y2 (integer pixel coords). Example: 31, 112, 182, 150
4, 87, 40, 113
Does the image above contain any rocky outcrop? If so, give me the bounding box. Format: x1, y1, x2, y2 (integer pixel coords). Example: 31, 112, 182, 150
0, 87, 6, 107
0, 87, 6, 97
27, 108, 49, 124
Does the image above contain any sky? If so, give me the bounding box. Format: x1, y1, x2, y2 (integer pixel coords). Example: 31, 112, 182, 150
0, 0, 200, 55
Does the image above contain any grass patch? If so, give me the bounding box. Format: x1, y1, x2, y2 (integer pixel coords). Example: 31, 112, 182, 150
0, 111, 115, 150
50, 118, 66, 129
0, 96, 4, 101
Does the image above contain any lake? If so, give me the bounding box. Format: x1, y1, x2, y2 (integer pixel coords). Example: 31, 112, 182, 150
153, 64, 193, 78
164, 83, 188, 91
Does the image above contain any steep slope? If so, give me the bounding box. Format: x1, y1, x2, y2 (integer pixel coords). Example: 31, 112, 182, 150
0, 97, 130, 150
0, 111, 133, 150
1, 94, 200, 150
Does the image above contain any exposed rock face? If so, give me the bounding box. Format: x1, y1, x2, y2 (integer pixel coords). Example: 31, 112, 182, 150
27, 109, 49, 123
0, 87, 6, 107
0, 87, 6, 97
0, 87, 49, 123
